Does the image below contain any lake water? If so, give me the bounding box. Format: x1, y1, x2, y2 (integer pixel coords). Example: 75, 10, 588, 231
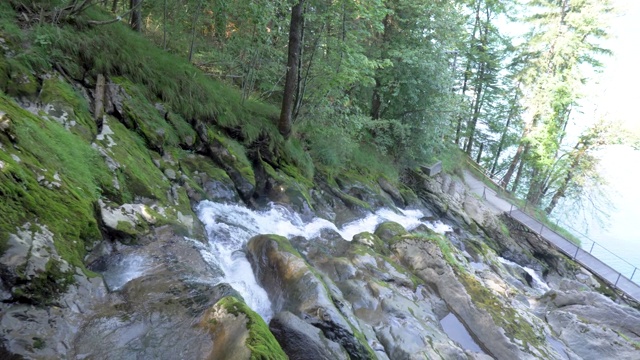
558, 145, 640, 283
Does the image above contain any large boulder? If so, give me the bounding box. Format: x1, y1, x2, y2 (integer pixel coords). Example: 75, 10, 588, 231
201, 296, 287, 360
71, 226, 231, 359
269, 311, 349, 360
246, 234, 375, 360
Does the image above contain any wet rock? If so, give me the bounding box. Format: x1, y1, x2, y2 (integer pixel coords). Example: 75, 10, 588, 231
538, 289, 640, 346
73, 227, 228, 359
0, 267, 109, 359
377, 177, 405, 207
0, 223, 73, 303
201, 296, 287, 360
270, 311, 349, 360
546, 310, 638, 360
392, 237, 551, 360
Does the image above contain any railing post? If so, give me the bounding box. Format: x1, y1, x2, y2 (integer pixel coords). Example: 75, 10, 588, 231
589, 242, 595, 254
540, 223, 544, 235
482, 187, 486, 200
573, 246, 580, 260
509, 204, 513, 215
615, 273, 622, 287
631, 267, 637, 281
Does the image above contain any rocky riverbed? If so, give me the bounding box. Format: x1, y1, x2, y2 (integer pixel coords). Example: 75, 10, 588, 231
1, 65, 639, 359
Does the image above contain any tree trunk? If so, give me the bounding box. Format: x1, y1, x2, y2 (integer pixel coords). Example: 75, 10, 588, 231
490, 92, 518, 175
278, 0, 305, 139
545, 144, 587, 214
475, 142, 484, 164
129, 0, 142, 31
455, 0, 482, 146
188, 0, 204, 63
162, 0, 167, 50
464, 62, 485, 155
371, 14, 391, 121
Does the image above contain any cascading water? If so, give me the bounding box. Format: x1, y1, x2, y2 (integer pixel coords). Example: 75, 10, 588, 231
195, 200, 452, 322
498, 257, 550, 292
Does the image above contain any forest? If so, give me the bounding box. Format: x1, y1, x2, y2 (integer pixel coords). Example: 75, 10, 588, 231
5, 0, 630, 215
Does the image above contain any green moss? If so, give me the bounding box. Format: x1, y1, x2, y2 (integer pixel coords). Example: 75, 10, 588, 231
398, 184, 419, 205
351, 244, 424, 289
403, 232, 464, 272
352, 232, 388, 254
39, 77, 96, 140
98, 116, 171, 203
615, 331, 640, 350
215, 296, 287, 360
166, 112, 196, 146
594, 277, 618, 300
32, 337, 45, 350
115, 220, 139, 236
113, 77, 180, 152
459, 272, 544, 353
499, 221, 510, 237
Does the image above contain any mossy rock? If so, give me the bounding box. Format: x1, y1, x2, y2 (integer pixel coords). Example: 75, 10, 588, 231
374, 221, 407, 243
203, 296, 287, 360
0, 94, 112, 302
113, 77, 181, 154
97, 116, 172, 204
352, 231, 388, 255
458, 272, 544, 352
5, 59, 39, 98
260, 160, 313, 213
39, 76, 96, 141
208, 129, 255, 186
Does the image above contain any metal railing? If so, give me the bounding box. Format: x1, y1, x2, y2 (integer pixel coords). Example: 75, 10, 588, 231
463, 156, 640, 300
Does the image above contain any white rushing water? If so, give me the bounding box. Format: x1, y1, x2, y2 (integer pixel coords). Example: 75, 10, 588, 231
195, 201, 453, 321
498, 257, 550, 292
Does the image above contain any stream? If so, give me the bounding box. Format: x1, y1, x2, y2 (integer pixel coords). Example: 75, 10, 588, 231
195, 201, 452, 322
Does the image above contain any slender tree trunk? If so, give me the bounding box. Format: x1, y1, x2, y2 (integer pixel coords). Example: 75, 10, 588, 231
129, 0, 142, 31
188, 0, 204, 63
545, 142, 587, 214
511, 145, 529, 193
278, 0, 305, 139
455, 1, 482, 146
162, 0, 167, 50
111, 0, 118, 13
465, 62, 485, 155
475, 142, 484, 164
490, 92, 519, 175
371, 14, 391, 120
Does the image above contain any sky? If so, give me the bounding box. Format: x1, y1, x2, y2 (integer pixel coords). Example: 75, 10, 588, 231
587, 0, 640, 128
568, 0, 640, 275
